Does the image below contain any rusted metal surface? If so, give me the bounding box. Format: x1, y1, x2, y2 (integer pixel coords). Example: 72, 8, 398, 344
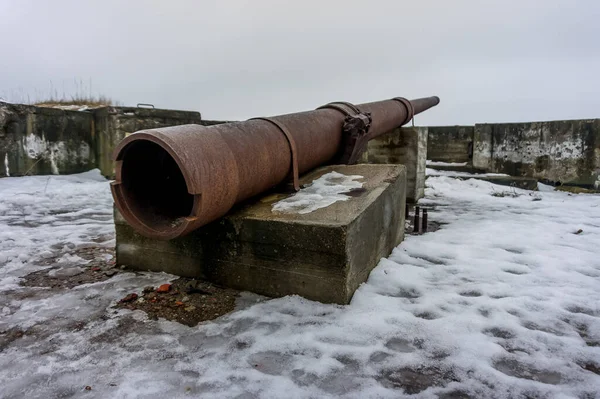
111, 96, 439, 240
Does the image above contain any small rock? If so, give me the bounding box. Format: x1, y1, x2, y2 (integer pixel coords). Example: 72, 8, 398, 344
137, 298, 145, 304
119, 293, 138, 303
175, 301, 184, 306
85, 386, 92, 391
185, 306, 196, 312
149, 313, 158, 321
143, 286, 155, 293
146, 292, 157, 299
185, 280, 211, 295
182, 296, 190, 302
104, 270, 118, 277
156, 283, 171, 293
574, 229, 583, 235
120, 265, 127, 270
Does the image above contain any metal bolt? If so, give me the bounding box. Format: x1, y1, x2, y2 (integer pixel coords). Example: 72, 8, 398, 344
413, 206, 420, 233
422, 209, 428, 233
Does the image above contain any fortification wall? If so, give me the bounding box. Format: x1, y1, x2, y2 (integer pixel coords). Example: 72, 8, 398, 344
0, 102, 227, 178
430, 119, 600, 187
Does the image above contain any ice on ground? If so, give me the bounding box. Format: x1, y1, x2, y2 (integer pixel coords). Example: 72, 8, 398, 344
1, 170, 599, 398
272, 171, 363, 214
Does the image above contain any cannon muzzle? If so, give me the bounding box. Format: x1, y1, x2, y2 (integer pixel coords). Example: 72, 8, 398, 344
111, 96, 439, 240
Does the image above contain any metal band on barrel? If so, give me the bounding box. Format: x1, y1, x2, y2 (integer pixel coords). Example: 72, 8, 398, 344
391, 97, 415, 126
250, 117, 300, 191
316, 101, 362, 117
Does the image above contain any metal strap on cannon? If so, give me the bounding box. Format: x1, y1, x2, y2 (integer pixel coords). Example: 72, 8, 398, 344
250, 117, 300, 191
391, 97, 415, 126
317, 101, 373, 165
316, 101, 362, 116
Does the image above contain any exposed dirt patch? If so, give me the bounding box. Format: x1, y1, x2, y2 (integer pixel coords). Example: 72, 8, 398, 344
20, 246, 117, 289
115, 278, 240, 327
493, 358, 563, 384
580, 362, 600, 376
378, 366, 458, 394
0, 328, 26, 352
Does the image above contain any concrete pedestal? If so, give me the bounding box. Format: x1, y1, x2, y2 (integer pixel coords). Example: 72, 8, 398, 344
364, 127, 427, 202
115, 164, 407, 304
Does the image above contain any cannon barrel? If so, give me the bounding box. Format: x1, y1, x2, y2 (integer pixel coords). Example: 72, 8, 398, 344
111, 96, 439, 240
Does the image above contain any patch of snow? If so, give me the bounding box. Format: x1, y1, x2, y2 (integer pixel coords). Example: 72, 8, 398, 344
37, 104, 95, 111
426, 161, 468, 167
0, 169, 113, 290
3, 153, 9, 177
0, 171, 599, 398
272, 171, 363, 214
427, 167, 510, 178
23, 133, 48, 159
538, 182, 557, 192
21, 134, 92, 175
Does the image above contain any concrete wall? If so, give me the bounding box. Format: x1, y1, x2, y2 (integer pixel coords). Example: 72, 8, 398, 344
0, 102, 228, 178
473, 119, 600, 187
427, 126, 473, 163
93, 106, 204, 177
1, 103, 96, 177
428, 119, 600, 188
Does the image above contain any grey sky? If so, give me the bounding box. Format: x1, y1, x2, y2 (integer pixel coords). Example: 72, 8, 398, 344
1, 0, 599, 125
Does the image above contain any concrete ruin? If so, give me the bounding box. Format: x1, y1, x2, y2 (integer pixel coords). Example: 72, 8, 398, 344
0, 102, 226, 178
427, 119, 600, 188
4, 99, 599, 305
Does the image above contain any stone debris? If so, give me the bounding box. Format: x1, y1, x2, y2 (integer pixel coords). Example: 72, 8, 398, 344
156, 283, 171, 293
119, 293, 138, 303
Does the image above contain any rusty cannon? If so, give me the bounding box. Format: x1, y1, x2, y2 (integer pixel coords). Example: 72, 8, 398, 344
111, 96, 440, 240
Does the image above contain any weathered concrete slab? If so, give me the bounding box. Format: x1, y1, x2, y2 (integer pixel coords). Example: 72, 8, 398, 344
116, 164, 407, 304
365, 127, 426, 202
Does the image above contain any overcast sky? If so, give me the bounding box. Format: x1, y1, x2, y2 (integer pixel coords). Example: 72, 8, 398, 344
1, 0, 599, 125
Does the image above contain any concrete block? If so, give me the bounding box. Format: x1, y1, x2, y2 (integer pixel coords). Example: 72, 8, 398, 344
365, 126, 426, 202
427, 126, 474, 163
116, 164, 407, 304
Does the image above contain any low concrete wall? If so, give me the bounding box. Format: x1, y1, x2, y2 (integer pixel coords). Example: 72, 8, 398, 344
94, 106, 205, 178
366, 126, 427, 202
0, 102, 228, 178
1, 103, 96, 177
474, 119, 600, 187
427, 126, 473, 163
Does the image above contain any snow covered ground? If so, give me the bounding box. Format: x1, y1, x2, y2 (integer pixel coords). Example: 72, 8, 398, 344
1, 170, 599, 398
